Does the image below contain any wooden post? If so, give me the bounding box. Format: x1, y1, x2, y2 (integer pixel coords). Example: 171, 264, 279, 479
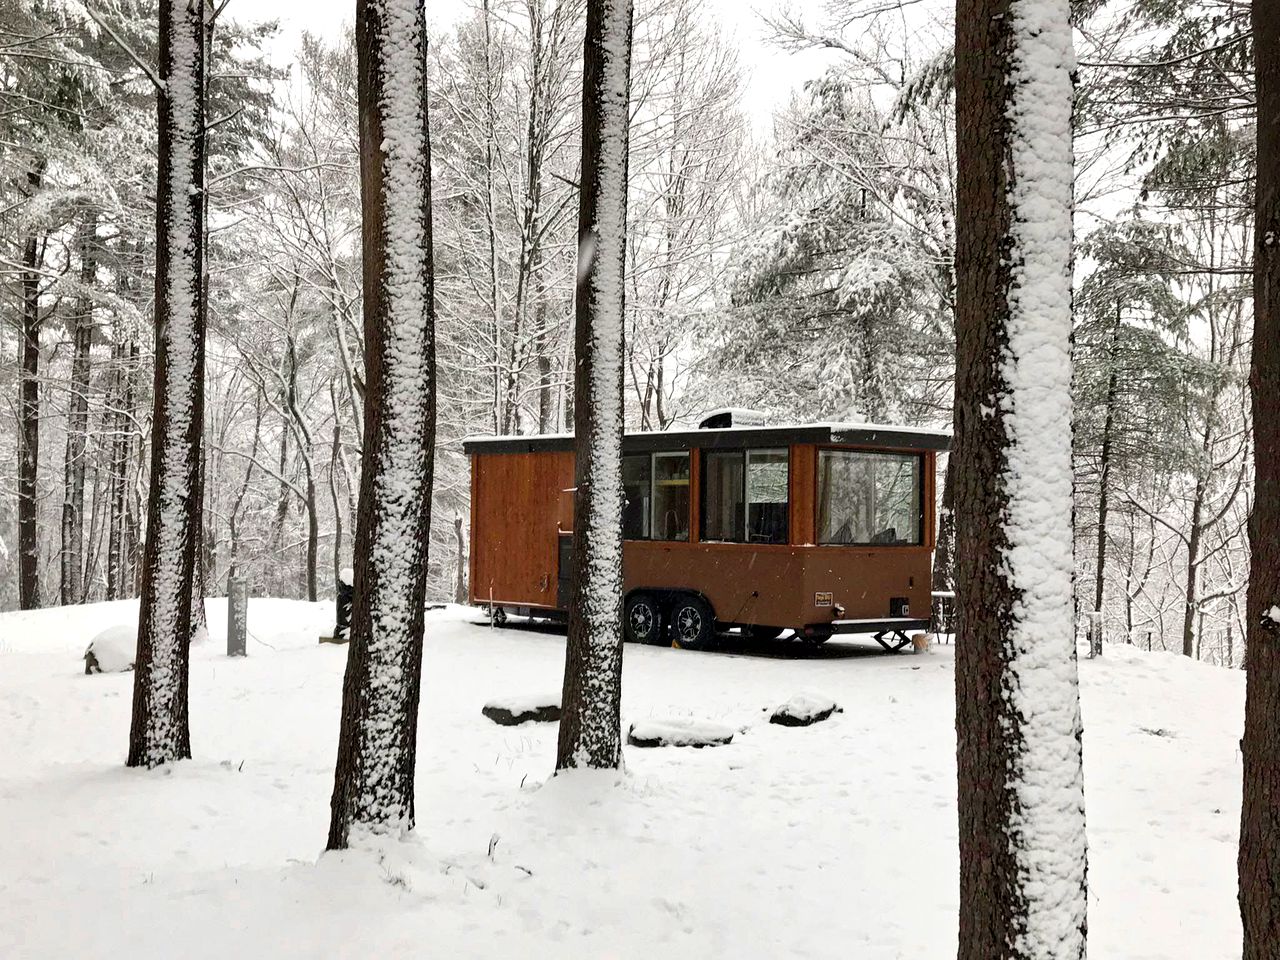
1087, 611, 1103, 659
226, 575, 248, 657
453, 516, 467, 605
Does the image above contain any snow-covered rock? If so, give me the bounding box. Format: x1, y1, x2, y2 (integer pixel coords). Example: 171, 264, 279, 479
482, 694, 561, 726
769, 693, 842, 727
627, 718, 734, 748
83, 625, 136, 675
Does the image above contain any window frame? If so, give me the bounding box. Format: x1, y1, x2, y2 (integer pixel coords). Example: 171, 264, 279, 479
699, 447, 791, 545
623, 450, 691, 542
651, 451, 692, 542
621, 452, 653, 541
814, 447, 925, 548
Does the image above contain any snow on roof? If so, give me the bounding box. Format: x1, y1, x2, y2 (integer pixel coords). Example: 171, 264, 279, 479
461, 419, 952, 449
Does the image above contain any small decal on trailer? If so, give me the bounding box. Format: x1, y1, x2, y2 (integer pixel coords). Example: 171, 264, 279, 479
815, 592, 833, 607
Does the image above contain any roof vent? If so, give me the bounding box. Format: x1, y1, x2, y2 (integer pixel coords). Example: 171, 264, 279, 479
698, 407, 767, 430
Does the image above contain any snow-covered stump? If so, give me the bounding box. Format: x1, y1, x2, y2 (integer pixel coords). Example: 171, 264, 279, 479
953, 0, 1087, 956
226, 576, 248, 657
555, 0, 634, 773
127, 0, 207, 770
482, 695, 561, 726
326, 0, 436, 852
84, 626, 137, 675
626, 719, 734, 748
769, 694, 841, 727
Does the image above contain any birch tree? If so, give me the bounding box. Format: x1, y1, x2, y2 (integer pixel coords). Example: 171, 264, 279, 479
1239, 0, 1280, 949
128, 0, 206, 768
555, 0, 632, 772
327, 0, 436, 849
952, 0, 1088, 956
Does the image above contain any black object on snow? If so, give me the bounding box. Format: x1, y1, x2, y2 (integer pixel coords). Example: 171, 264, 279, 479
334, 573, 353, 641
482, 701, 561, 726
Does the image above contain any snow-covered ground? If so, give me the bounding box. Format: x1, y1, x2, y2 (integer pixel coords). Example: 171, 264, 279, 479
0, 599, 1243, 958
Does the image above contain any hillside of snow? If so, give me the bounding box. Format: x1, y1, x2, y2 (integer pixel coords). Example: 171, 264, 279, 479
0, 599, 1244, 958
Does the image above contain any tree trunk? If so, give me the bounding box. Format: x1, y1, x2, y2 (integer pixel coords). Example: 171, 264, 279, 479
190, 453, 209, 644
61, 214, 96, 605
128, 0, 206, 768
953, 0, 1087, 957
18, 165, 45, 611
327, 0, 436, 850
106, 343, 132, 600
285, 337, 319, 601
454, 515, 467, 605
931, 457, 956, 591
1240, 1, 1280, 951
1092, 307, 1121, 622
481, 0, 504, 436
1182, 479, 1204, 658
82, 457, 104, 601
228, 390, 262, 581
555, 0, 633, 774
329, 417, 343, 587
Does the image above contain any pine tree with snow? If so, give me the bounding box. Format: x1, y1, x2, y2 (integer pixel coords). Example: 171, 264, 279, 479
555, 0, 633, 773
326, 0, 437, 849
1239, 1, 1280, 951
952, 0, 1088, 956
127, 0, 207, 768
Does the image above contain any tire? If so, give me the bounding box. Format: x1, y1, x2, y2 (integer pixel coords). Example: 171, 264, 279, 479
669, 595, 716, 650
747, 625, 785, 642
801, 628, 831, 646
624, 594, 663, 645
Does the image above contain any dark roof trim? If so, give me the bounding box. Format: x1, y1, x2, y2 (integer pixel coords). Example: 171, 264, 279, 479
462, 422, 951, 455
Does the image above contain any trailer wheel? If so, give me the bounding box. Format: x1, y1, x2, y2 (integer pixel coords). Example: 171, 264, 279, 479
624, 594, 663, 645
748, 625, 785, 642
670, 595, 715, 650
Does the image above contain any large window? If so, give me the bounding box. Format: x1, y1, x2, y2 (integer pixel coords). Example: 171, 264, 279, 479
623, 452, 690, 541
702, 448, 789, 544
622, 454, 652, 539
817, 450, 922, 546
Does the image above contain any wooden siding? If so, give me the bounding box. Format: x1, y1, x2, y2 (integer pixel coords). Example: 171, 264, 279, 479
470, 450, 573, 607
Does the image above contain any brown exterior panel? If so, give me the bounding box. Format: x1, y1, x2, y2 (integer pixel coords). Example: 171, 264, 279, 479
623, 541, 931, 628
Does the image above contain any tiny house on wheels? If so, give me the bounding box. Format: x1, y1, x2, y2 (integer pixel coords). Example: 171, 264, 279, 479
463, 413, 951, 651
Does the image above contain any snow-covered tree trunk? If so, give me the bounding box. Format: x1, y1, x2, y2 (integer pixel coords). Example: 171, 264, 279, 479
1240, 1, 1280, 951
555, 0, 633, 773
127, 0, 206, 769
327, 0, 436, 850
18, 163, 44, 611
61, 215, 96, 606
106, 340, 134, 601
953, 0, 1088, 957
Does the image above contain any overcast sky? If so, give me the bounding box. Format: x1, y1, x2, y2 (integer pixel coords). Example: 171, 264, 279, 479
245, 0, 845, 132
